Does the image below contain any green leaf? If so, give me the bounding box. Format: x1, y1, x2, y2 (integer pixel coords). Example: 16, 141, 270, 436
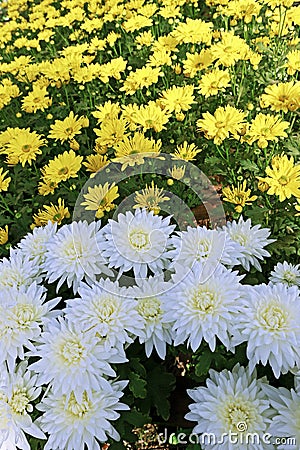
146, 365, 176, 421
128, 372, 147, 399
122, 408, 150, 427
195, 352, 213, 377
239, 159, 260, 173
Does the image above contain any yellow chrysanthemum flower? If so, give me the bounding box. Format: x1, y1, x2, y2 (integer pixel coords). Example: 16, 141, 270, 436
21, 85, 52, 113
94, 118, 128, 147
285, 50, 300, 75
134, 101, 170, 132
133, 181, 170, 215
171, 142, 201, 161
198, 68, 231, 97
183, 49, 213, 78
113, 132, 162, 170
41, 150, 83, 184
31, 198, 70, 229
258, 154, 300, 202
197, 105, 247, 144
83, 154, 109, 174
0, 225, 8, 245
92, 101, 121, 124
222, 181, 258, 213
38, 180, 59, 196
0, 168, 11, 192
5, 128, 47, 166
48, 111, 89, 143
168, 165, 186, 180
260, 81, 300, 113
244, 114, 290, 148
158, 85, 195, 114
81, 182, 119, 219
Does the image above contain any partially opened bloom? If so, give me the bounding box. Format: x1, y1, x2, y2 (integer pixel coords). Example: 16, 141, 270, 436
262, 385, 300, 448
129, 276, 173, 359
0, 282, 60, 371
36, 380, 129, 450
222, 181, 257, 213
233, 283, 300, 378
222, 217, 274, 271
269, 261, 300, 287
163, 262, 243, 352
168, 225, 243, 270
133, 181, 169, 215
0, 248, 42, 289
98, 209, 175, 279
185, 364, 273, 450
29, 317, 120, 401
0, 361, 46, 450
65, 279, 143, 349
81, 182, 119, 219
18, 221, 57, 266
43, 221, 112, 293
257, 154, 300, 202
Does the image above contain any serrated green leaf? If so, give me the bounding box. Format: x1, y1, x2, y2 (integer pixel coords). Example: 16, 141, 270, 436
128, 372, 147, 399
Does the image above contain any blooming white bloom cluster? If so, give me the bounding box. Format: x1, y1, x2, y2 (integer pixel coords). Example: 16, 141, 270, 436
1, 210, 299, 449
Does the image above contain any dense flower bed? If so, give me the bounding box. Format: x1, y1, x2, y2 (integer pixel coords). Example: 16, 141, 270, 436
0, 0, 300, 448
1, 210, 300, 449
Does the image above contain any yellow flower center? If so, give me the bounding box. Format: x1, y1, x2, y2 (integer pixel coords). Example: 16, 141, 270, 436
9, 389, 31, 415
222, 398, 256, 432
278, 175, 289, 185
282, 270, 296, 284
14, 304, 35, 329
61, 340, 85, 364
22, 144, 32, 153
93, 297, 117, 322
215, 121, 225, 128
258, 302, 287, 331
129, 229, 151, 251
58, 167, 69, 175
191, 288, 217, 314
66, 391, 91, 418
138, 297, 162, 320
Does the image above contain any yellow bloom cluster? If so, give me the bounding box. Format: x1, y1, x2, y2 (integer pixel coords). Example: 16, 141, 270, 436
0, 0, 299, 238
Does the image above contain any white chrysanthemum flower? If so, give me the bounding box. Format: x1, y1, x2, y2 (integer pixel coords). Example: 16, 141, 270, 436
222, 217, 275, 271
18, 221, 57, 267
0, 248, 42, 289
233, 283, 300, 379
185, 364, 274, 450
36, 379, 129, 450
128, 276, 173, 359
261, 384, 299, 449
0, 283, 60, 371
43, 221, 113, 293
29, 317, 120, 401
65, 279, 144, 349
269, 261, 300, 288
97, 209, 175, 279
0, 361, 46, 450
168, 226, 244, 270
163, 262, 243, 352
